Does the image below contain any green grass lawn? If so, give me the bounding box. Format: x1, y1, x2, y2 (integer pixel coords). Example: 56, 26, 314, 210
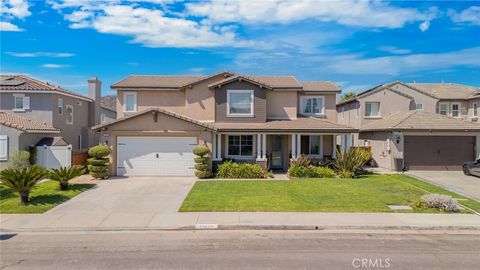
0, 181, 95, 214
180, 174, 480, 213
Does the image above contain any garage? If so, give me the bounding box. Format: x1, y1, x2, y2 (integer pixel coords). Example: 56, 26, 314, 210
404, 136, 476, 170
117, 136, 197, 176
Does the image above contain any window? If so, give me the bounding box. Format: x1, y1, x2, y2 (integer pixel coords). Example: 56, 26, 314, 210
300, 135, 322, 156
123, 92, 137, 112
451, 103, 460, 118
439, 103, 448, 116
13, 94, 29, 111
227, 135, 253, 157
474, 103, 478, 117
355, 103, 359, 118
415, 103, 423, 110
365, 102, 380, 117
58, 98, 63, 114
227, 90, 254, 116
0, 135, 8, 161
300, 96, 325, 115
66, 105, 73, 125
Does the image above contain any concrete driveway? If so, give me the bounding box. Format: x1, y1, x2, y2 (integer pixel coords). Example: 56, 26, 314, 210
407, 171, 480, 201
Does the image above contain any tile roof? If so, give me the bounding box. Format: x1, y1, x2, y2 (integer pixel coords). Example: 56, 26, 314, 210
300, 81, 340, 92
111, 75, 204, 89
0, 112, 60, 133
406, 83, 478, 100
214, 117, 356, 132
0, 74, 92, 101
360, 110, 480, 132
100, 95, 117, 112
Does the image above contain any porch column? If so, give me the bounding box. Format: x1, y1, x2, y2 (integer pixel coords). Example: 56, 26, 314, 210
256, 133, 262, 160
291, 134, 297, 160
212, 133, 221, 161
217, 134, 222, 160
296, 134, 301, 159
332, 134, 337, 158
261, 133, 267, 160
320, 135, 324, 159
477, 134, 480, 159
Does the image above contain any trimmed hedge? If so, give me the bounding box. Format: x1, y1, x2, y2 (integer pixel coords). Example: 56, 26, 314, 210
193, 145, 211, 179
87, 158, 109, 166
87, 145, 110, 179
216, 161, 265, 179
287, 165, 336, 178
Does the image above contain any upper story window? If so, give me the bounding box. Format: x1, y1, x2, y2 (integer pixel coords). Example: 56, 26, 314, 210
451, 103, 460, 118
439, 102, 448, 116
365, 102, 380, 117
355, 103, 359, 118
227, 135, 253, 158
123, 92, 137, 112
415, 103, 423, 110
13, 94, 29, 111
227, 90, 254, 117
300, 96, 325, 116
58, 98, 63, 114
65, 105, 73, 125
474, 103, 478, 117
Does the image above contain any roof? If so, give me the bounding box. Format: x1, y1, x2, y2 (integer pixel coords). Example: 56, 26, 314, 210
100, 95, 117, 112
406, 83, 479, 100
214, 117, 356, 132
360, 110, 480, 132
110, 71, 337, 91
92, 108, 217, 131
0, 74, 92, 102
207, 75, 274, 89
0, 112, 60, 133
35, 137, 69, 147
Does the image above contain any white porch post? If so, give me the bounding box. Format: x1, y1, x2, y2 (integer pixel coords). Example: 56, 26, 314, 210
320, 135, 324, 159
262, 133, 267, 160
217, 134, 222, 160
291, 134, 297, 160
296, 134, 301, 159
212, 133, 221, 161
256, 133, 262, 160
332, 134, 337, 158
477, 134, 480, 159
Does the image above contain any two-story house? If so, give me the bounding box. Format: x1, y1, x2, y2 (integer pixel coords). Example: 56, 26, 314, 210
337, 81, 480, 171
93, 71, 356, 177
0, 75, 104, 168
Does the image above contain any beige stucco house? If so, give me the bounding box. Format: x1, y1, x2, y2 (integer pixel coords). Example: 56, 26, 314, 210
337, 81, 480, 171
93, 71, 356, 176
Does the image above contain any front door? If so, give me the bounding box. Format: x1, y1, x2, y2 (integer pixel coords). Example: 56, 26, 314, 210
269, 135, 284, 171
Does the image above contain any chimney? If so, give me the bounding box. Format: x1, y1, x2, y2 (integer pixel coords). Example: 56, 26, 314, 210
88, 76, 102, 127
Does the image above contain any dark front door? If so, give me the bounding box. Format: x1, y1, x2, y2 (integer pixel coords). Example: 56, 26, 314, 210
269, 135, 284, 170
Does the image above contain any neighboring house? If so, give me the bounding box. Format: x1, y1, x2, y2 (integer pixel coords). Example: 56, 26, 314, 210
337, 81, 480, 171
0, 75, 103, 168
93, 71, 356, 177
100, 95, 117, 123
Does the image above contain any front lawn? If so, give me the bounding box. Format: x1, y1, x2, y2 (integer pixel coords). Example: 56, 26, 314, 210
180, 174, 480, 213
0, 181, 95, 214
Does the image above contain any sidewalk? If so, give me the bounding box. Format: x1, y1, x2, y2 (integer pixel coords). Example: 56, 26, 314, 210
2, 212, 480, 232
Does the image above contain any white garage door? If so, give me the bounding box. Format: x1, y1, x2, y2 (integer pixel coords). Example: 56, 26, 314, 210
117, 136, 197, 176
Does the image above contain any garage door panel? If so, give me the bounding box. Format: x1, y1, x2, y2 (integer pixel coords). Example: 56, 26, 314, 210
117, 136, 197, 176
404, 136, 475, 171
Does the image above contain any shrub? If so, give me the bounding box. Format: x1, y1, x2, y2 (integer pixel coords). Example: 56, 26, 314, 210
287, 165, 336, 178
49, 165, 85, 190
0, 165, 48, 203
87, 145, 110, 179
7, 151, 31, 170
333, 148, 372, 178
28, 146, 37, 165
314, 166, 336, 178
417, 194, 460, 212
216, 161, 265, 179
193, 145, 211, 179
290, 154, 311, 167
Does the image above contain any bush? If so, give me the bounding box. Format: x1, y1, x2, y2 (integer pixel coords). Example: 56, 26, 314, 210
216, 161, 265, 179
287, 165, 336, 178
87, 145, 110, 179
333, 148, 372, 178
193, 145, 211, 179
290, 154, 311, 167
314, 166, 336, 178
0, 165, 48, 203
7, 151, 31, 170
417, 194, 460, 212
49, 165, 85, 190
28, 146, 37, 165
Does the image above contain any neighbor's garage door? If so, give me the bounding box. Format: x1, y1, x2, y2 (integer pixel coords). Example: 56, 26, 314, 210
404, 136, 475, 170
117, 136, 197, 176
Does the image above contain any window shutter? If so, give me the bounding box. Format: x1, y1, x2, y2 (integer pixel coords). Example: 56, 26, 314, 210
0, 135, 8, 161
23, 96, 30, 110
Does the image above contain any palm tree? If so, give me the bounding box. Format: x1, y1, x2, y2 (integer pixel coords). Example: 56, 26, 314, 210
48, 166, 85, 190
341, 92, 356, 101
0, 166, 48, 204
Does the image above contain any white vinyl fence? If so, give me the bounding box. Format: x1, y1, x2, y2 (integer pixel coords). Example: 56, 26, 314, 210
36, 145, 72, 169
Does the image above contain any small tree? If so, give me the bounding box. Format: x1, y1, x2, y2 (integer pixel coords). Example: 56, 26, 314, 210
87, 145, 110, 179
193, 145, 211, 179
49, 165, 86, 190
0, 166, 48, 204
341, 92, 356, 101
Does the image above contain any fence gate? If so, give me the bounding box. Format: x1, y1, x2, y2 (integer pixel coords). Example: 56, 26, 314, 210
36, 145, 72, 169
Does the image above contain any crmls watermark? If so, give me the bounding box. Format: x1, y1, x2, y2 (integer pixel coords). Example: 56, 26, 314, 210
352, 258, 391, 269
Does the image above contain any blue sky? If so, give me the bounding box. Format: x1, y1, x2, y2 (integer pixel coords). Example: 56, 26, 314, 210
1, 0, 479, 96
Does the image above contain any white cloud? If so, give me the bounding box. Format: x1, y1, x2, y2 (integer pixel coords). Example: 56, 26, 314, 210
0, 0, 31, 31
377, 46, 411, 55
0, 21, 23, 31
448, 6, 480, 25
187, 0, 437, 29
325, 47, 480, 75
42, 64, 71, 68
6, 51, 75, 57
419, 21, 430, 32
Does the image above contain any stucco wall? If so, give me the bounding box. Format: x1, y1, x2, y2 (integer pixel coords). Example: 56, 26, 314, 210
359, 131, 392, 170
101, 108, 117, 123
266, 90, 297, 119
467, 98, 480, 119
117, 90, 186, 118
184, 75, 224, 122
0, 93, 53, 124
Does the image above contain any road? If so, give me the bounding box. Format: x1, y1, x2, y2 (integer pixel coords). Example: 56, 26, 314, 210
1, 230, 479, 269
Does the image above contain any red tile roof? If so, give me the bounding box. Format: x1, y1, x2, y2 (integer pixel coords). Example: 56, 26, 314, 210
0, 112, 60, 133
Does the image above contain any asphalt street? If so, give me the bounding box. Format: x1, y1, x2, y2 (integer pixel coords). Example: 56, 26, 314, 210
1, 230, 479, 270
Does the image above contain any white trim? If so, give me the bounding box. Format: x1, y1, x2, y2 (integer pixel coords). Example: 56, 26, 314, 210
65, 104, 74, 125
261, 133, 267, 160
123, 92, 137, 112
13, 94, 25, 111
364, 102, 380, 117
451, 102, 461, 118
473, 102, 479, 118
0, 90, 92, 102
332, 135, 337, 158
300, 95, 325, 116
226, 89, 254, 117
225, 134, 255, 159
0, 135, 8, 161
